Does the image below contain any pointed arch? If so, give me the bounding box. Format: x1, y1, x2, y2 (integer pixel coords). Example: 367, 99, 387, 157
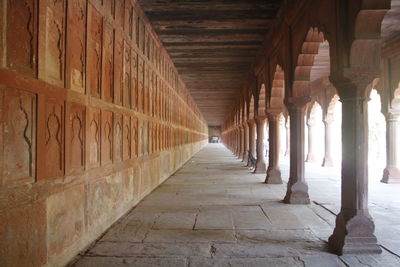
270, 65, 285, 110
249, 95, 255, 119
258, 84, 266, 116
293, 27, 331, 97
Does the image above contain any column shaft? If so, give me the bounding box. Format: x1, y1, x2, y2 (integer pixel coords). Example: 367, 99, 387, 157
265, 113, 283, 184
284, 103, 310, 204
381, 113, 400, 183
329, 94, 381, 254
322, 117, 334, 167
254, 117, 267, 173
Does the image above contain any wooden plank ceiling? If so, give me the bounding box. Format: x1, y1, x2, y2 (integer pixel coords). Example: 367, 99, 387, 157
139, 0, 282, 126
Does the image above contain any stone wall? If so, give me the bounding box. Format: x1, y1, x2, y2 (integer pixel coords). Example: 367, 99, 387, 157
0, 0, 208, 266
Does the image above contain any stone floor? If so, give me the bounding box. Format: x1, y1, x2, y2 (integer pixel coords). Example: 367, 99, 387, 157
71, 144, 400, 267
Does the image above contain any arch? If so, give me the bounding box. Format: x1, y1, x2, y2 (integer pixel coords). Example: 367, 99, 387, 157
292, 27, 330, 97
270, 65, 285, 110
258, 84, 266, 116
350, 1, 390, 70
327, 94, 340, 116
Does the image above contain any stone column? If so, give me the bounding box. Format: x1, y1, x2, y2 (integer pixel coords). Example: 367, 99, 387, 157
284, 98, 310, 204
265, 112, 283, 184
234, 129, 239, 156
239, 125, 245, 160
254, 117, 267, 173
284, 117, 290, 157
381, 112, 400, 183
328, 83, 381, 255
247, 120, 256, 166
322, 115, 334, 167
242, 123, 249, 162
305, 116, 316, 163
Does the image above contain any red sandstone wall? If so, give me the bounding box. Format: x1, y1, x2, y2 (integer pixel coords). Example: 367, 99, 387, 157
0, 1, 208, 266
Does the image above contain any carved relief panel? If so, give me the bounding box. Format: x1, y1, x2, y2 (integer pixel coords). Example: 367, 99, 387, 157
101, 110, 113, 165
87, 107, 101, 169
114, 113, 123, 162
114, 0, 125, 27
138, 18, 145, 52
131, 51, 138, 110
123, 41, 131, 108
87, 4, 103, 98
66, 102, 85, 175
143, 63, 148, 114
114, 29, 123, 106
44, 98, 64, 179
131, 117, 138, 157
123, 115, 131, 160
2, 0, 38, 76
102, 22, 114, 103
66, 0, 86, 93
0, 87, 36, 188
38, 0, 66, 86
124, 1, 133, 40
138, 57, 144, 112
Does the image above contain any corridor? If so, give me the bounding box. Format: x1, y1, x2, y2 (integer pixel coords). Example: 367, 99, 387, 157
71, 144, 400, 267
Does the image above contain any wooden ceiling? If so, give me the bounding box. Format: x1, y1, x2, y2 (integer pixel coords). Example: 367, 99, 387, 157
139, 0, 282, 126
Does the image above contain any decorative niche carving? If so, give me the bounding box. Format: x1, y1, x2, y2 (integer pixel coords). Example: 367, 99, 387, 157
44, 98, 64, 179
5, 0, 38, 76
123, 115, 131, 160
131, 117, 138, 157
0, 87, 36, 188
114, 29, 123, 106
66, 0, 86, 93
114, 113, 123, 162
123, 41, 132, 108
101, 110, 113, 165
38, 0, 66, 86
87, 107, 101, 168
87, 4, 103, 98
131, 52, 138, 110
66, 103, 85, 175
102, 22, 114, 103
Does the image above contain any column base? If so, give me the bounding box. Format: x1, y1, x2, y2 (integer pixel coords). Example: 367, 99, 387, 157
322, 156, 334, 167
265, 168, 283, 184
381, 167, 400, 183
283, 181, 310, 204
305, 153, 315, 163
253, 162, 266, 174
329, 212, 381, 255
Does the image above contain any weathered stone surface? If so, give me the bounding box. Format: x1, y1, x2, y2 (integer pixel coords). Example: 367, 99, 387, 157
47, 185, 85, 257
0, 202, 46, 267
